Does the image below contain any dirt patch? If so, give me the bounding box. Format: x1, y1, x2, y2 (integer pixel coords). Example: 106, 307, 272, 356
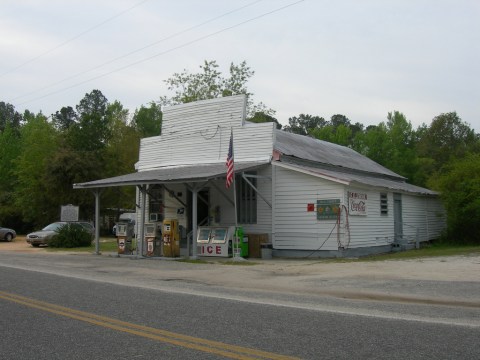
2, 236, 480, 284
0, 236, 47, 253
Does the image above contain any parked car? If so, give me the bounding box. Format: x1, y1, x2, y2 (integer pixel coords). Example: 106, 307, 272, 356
26, 221, 94, 247
0, 226, 16, 242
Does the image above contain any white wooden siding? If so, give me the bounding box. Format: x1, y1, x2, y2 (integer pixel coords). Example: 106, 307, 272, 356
273, 166, 344, 251
137, 96, 274, 170
402, 194, 446, 242
343, 188, 395, 248
161, 95, 246, 136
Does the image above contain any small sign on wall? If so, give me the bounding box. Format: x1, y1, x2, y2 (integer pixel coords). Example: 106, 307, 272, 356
348, 191, 367, 216
317, 199, 340, 220
307, 203, 315, 212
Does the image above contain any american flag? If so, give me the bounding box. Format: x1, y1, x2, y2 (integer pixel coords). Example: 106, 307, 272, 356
226, 129, 234, 188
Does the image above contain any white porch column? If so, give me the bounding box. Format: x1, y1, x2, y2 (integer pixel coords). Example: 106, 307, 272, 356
191, 187, 198, 259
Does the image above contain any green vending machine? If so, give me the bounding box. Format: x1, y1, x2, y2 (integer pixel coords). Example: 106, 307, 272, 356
235, 227, 248, 257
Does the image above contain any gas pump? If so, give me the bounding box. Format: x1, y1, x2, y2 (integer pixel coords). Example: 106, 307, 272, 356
116, 222, 133, 255
144, 222, 161, 257
163, 219, 180, 257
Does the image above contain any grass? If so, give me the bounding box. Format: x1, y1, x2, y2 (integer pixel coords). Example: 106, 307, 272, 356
176, 258, 211, 264
46, 238, 119, 253
337, 243, 480, 262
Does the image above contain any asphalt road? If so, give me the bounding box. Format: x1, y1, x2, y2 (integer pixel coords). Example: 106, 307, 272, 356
0, 252, 479, 359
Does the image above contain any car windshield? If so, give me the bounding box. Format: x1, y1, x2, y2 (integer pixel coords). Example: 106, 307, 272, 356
42, 223, 64, 231
79, 223, 93, 230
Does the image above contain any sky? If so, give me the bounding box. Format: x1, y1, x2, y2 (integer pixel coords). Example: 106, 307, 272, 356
1, 0, 479, 131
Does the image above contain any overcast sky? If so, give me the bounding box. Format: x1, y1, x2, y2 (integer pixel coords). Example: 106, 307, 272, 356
1, 0, 479, 131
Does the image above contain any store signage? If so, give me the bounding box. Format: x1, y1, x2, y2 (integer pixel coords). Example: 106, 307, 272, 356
349, 191, 367, 215
200, 244, 226, 257
317, 199, 340, 220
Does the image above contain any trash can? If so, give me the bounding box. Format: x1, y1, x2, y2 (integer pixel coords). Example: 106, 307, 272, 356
260, 243, 272, 259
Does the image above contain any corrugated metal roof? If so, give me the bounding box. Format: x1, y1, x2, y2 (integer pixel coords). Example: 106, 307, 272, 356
274, 162, 438, 196
274, 130, 404, 179
73, 161, 268, 189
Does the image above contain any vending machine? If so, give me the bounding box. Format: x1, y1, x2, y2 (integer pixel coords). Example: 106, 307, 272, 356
163, 219, 180, 257
235, 227, 248, 258
116, 222, 134, 255
144, 222, 161, 257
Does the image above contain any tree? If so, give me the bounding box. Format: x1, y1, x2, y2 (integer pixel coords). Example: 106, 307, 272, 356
384, 111, 419, 182
352, 123, 391, 166
42, 149, 102, 221
132, 102, 163, 137
0, 123, 21, 192
416, 112, 479, 170
330, 114, 350, 128
430, 154, 480, 244
0, 123, 22, 228
52, 106, 77, 131
247, 111, 282, 129
0, 101, 23, 133
68, 90, 110, 152
283, 114, 327, 135
102, 102, 140, 213
14, 112, 60, 226
159, 60, 273, 117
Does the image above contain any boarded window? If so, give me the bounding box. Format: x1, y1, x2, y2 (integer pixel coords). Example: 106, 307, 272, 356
380, 193, 388, 215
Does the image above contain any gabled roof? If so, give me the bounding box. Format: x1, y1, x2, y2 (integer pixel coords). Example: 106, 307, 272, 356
274, 130, 404, 180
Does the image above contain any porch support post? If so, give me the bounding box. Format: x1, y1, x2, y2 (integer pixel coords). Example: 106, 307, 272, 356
138, 185, 147, 257
93, 189, 101, 255
191, 186, 198, 259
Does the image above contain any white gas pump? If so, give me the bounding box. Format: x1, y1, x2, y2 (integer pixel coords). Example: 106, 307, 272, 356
116, 222, 134, 255
145, 222, 161, 256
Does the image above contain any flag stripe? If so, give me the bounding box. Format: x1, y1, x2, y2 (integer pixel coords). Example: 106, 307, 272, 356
226, 130, 234, 188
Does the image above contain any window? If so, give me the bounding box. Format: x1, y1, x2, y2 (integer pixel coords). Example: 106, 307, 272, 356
236, 172, 257, 224
380, 193, 388, 215
148, 185, 164, 221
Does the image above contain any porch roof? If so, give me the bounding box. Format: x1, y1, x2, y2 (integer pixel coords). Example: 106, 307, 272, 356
73, 161, 269, 189
273, 161, 438, 196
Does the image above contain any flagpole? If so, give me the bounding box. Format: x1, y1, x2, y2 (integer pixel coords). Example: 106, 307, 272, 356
231, 128, 239, 258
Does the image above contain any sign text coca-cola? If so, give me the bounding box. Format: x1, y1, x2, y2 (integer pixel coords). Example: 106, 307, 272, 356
348, 191, 367, 216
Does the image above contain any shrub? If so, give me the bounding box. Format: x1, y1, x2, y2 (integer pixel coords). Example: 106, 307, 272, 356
48, 223, 92, 248
431, 153, 480, 244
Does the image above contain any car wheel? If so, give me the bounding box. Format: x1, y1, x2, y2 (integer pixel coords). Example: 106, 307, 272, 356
5, 233, 13, 242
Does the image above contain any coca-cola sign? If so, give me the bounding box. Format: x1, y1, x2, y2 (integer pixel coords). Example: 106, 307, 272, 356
348, 191, 367, 216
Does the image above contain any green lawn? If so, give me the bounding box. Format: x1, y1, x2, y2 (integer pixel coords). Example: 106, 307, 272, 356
340, 243, 480, 262
46, 238, 119, 253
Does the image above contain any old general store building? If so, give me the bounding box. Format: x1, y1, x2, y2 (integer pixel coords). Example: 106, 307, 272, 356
75, 95, 446, 258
